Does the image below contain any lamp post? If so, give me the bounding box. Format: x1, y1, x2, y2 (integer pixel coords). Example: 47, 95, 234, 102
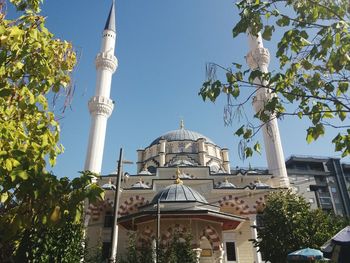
102, 148, 133, 263
156, 198, 161, 263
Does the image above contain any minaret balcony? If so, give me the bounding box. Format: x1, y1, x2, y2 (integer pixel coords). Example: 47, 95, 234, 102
95, 52, 118, 72
88, 96, 114, 117
246, 47, 270, 70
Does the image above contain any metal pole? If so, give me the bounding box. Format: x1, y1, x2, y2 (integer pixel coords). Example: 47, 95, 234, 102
156, 198, 161, 263
109, 148, 123, 263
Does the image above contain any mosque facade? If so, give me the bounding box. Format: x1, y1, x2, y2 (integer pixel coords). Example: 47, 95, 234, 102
86, 123, 288, 263
84, 2, 290, 262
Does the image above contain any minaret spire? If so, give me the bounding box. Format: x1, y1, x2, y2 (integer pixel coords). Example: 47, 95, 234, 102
246, 31, 290, 188
84, 1, 118, 177
104, 1, 116, 32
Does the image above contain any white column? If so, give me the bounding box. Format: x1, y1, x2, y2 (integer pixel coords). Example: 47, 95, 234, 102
159, 140, 166, 167
246, 32, 290, 187
250, 215, 262, 263
84, 4, 118, 175
137, 149, 144, 173
221, 148, 230, 173
198, 138, 206, 166
84, 97, 114, 174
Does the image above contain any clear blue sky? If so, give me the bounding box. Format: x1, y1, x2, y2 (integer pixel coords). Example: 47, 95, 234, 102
8, 0, 348, 177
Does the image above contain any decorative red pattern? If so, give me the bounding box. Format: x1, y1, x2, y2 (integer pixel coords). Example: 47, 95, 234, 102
118, 195, 149, 216
201, 226, 222, 251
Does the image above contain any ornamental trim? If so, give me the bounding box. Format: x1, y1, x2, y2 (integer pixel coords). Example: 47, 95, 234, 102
88, 96, 114, 117
95, 52, 118, 72
246, 47, 270, 70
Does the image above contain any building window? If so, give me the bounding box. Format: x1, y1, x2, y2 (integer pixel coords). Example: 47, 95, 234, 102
104, 212, 113, 228
226, 242, 236, 261
102, 242, 111, 260
331, 187, 337, 193
319, 197, 332, 206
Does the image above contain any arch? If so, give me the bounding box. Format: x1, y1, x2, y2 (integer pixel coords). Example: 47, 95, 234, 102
200, 226, 222, 251
86, 198, 113, 221
161, 224, 187, 246
166, 155, 199, 167
218, 195, 250, 215
118, 195, 149, 216
138, 226, 155, 247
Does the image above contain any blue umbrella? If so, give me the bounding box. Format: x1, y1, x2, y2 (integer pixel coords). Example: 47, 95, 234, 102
287, 248, 324, 261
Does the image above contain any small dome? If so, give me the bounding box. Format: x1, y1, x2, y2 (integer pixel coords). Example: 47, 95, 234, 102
254, 181, 271, 189
149, 128, 214, 147
151, 184, 207, 204
217, 179, 236, 189
131, 181, 150, 189
139, 170, 152, 175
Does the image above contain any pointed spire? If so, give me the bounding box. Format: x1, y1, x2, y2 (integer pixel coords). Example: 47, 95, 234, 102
180, 119, 184, 129
104, 0, 116, 32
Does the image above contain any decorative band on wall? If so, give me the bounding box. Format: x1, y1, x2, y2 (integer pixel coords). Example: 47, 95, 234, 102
218, 195, 251, 215
86, 198, 114, 221
118, 195, 149, 216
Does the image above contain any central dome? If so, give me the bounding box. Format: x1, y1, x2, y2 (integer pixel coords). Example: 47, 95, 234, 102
151, 184, 207, 204
149, 128, 214, 147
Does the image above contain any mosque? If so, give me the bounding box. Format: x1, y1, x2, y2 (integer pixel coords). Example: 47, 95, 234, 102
84, 2, 290, 263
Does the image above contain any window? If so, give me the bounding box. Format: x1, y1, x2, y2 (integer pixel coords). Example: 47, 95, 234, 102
104, 212, 113, 228
148, 166, 156, 173
331, 187, 337, 193
226, 242, 236, 261
319, 197, 332, 205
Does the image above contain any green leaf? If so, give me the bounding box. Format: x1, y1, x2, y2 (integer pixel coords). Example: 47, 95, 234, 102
335, 33, 341, 46
243, 129, 252, 139
306, 130, 314, 144
245, 147, 253, 158
235, 125, 245, 136
5, 159, 13, 171
262, 25, 274, 41
10, 169, 29, 180
301, 60, 313, 70
339, 111, 346, 121
1, 192, 9, 203
253, 142, 261, 154
276, 16, 290, 27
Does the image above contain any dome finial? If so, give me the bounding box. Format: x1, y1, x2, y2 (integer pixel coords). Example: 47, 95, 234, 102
174, 167, 183, 184
180, 119, 184, 129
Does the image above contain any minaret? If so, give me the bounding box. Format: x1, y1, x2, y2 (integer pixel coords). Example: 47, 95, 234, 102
84, 1, 118, 175
246, 32, 290, 187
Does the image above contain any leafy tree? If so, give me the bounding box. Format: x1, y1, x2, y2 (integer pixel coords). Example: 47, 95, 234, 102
199, 0, 350, 158
0, 0, 103, 261
14, 216, 86, 263
164, 231, 197, 263
254, 190, 348, 263
118, 231, 196, 263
